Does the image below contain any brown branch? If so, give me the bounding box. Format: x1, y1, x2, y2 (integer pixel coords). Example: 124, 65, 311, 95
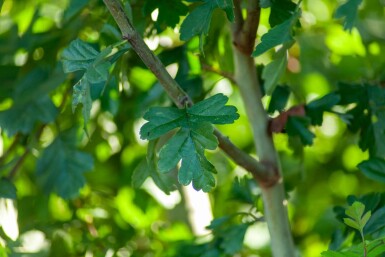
103, 0, 274, 183
232, 0, 261, 55
201, 63, 236, 84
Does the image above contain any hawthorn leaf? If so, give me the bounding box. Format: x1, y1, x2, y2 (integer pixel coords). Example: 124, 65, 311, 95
0, 178, 17, 199
321, 251, 350, 257
343, 201, 371, 233
269, 0, 297, 27
188, 93, 240, 124
0, 95, 58, 137
334, 0, 362, 31
61, 39, 100, 73
262, 48, 288, 95
180, 0, 234, 51
268, 85, 290, 113
140, 107, 185, 140
140, 94, 239, 192
358, 158, 385, 183
306, 93, 341, 125
144, 0, 188, 30
253, 11, 299, 56
62, 39, 128, 131
72, 78, 92, 132
158, 124, 217, 192
221, 223, 250, 255
286, 116, 315, 145
36, 129, 94, 199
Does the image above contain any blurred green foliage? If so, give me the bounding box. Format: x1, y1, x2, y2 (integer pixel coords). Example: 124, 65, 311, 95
0, 0, 385, 256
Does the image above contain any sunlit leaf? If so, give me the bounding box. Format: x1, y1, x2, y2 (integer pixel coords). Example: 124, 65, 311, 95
343, 201, 371, 233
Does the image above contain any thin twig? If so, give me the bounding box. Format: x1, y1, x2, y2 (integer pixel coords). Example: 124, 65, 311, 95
201, 63, 236, 84
103, 0, 276, 183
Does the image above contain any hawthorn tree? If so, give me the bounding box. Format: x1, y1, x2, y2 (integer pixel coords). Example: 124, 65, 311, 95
1, 0, 385, 256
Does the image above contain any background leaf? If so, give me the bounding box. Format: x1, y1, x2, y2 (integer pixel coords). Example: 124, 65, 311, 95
36, 129, 94, 199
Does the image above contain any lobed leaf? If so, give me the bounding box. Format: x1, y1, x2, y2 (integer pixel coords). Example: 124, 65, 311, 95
253, 11, 299, 56
140, 94, 238, 192
36, 129, 94, 199
334, 0, 362, 31
286, 116, 315, 145
306, 93, 341, 126
180, 0, 234, 51
0, 96, 58, 137
144, 0, 188, 30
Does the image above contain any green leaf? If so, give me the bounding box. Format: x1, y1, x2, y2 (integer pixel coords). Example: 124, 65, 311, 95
344, 201, 371, 233
72, 78, 92, 132
0, 95, 58, 137
286, 116, 315, 145
132, 141, 176, 195
253, 11, 299, 56
0, 178, 17, 199
269, 0, 298, 27
358, 158, 385, 183
230, 176, 257, 204
365, 205, 385, 234
140, 94, 239, 192
262, 48, 288, 95
158, 125, 217, 192
306, 93, 341, 125
36, 129, 94, 199
180, 0, 234, 51
62, 39, 128, 131
221, 223, 250, 255
334, 0, 362, 31
140, 108, 185, 140
268, 85, 290, 113
144, 0, 188, 30
321, 250, 353, 257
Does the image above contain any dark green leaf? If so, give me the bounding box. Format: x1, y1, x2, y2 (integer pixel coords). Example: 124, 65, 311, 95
358, 158, 385, 183
365, 205, 385, 235
188, 93, 240, 124
0, 178, 17, 199
62, 39, 100, 73
36, 129, 94, 199
262, 48, 288, 95
268, 85, 290, 113
230, 176, 257, 204
259, 0, 272, 8
180, 0, 234, 51
221, 223, 250, 255
253, 11, 299, 56
0, 96, 58, 137
72, 78, 92, 132
334, 0, 362, 31
306, 93, 341, 125
62, 0, 89, 23
269, 0, 297, 27
158, 125, 217, 192
286, 116, 315, 145
144, 0, 188, 30
62, 40, 128, 130
140, 107, 185, 140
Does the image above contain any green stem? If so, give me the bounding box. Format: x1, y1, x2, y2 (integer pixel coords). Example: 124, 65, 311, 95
231, 0, 296, 256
